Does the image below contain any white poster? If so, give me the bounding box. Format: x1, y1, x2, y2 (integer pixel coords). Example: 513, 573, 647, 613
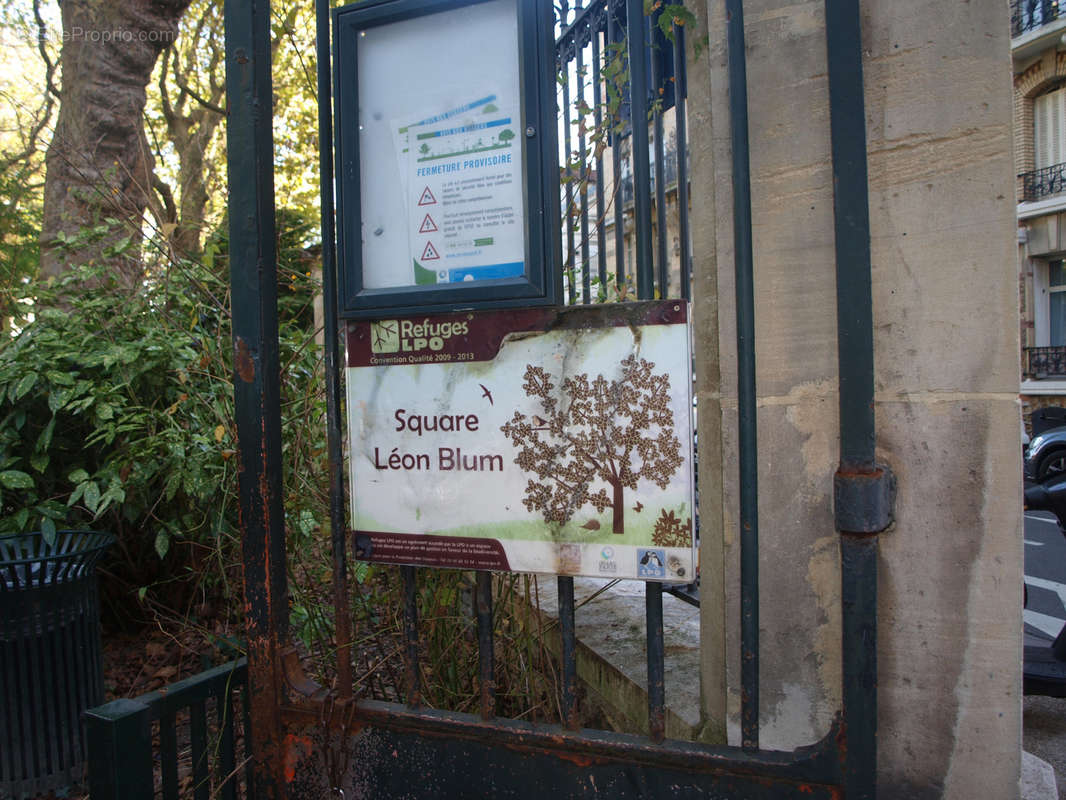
355, 0, 526, 290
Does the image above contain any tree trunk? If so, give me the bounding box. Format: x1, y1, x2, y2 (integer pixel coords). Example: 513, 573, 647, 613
152, 5, 227, 260
612, 480, 624, 534
41, 0, 190, 285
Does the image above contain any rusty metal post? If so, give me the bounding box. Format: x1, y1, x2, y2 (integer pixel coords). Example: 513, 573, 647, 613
225, 0, 289, 796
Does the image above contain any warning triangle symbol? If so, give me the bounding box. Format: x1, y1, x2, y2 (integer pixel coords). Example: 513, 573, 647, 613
418, 186, 437, 206
419, 214, 438, 233
421, 241, 440, 260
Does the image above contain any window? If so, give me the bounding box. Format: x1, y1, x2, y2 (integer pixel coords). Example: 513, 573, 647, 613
1035, 86, 1066, 170
1020, 0, 1057, 32
1051, 260, 1066, 345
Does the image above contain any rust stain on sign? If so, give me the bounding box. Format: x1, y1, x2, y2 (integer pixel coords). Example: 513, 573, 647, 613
235, 338, 255, 382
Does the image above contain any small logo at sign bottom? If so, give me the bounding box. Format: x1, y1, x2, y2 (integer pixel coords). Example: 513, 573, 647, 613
370, 320, 400, 354
636, 548, 666, 578
599, 545, 617, 574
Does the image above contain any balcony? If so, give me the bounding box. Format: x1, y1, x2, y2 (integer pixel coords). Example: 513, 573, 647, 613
1026, 346, 1066, 378
1012, 0, 1062, 37
1021, 163, 1066, 203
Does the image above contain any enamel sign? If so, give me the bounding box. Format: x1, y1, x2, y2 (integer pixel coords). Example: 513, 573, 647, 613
346, 301, 695, 582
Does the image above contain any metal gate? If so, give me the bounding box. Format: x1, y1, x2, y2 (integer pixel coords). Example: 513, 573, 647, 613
223, 0, 892, 795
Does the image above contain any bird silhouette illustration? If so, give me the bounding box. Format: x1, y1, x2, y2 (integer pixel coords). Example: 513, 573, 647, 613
632, 501, 644, 513
479, 384, 493, 404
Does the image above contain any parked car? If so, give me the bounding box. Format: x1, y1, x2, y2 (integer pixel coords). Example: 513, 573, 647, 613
1033, 406, 1066, 438
1026, 425, 1066, 481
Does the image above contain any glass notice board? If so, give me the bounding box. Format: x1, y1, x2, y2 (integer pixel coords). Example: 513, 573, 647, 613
332, 0, 559, 317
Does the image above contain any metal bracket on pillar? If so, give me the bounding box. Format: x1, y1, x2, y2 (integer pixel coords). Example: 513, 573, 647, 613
834, 464, 896, 534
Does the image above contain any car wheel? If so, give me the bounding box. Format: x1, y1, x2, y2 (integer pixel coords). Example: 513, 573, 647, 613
1038, 448, 1066, 481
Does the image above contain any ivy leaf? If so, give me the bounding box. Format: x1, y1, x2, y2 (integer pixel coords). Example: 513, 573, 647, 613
47, 388, 72, 414
0, 470, 34, 489
45, 370, 75, 387
13, 508, 28, 530
36, 417, 55, 453
13, 372, 36, 400
163, 471, 182, 502
83, 481, 101, 513
41, 516, 57, 546
154, 530, 170, 559
68, 469, 90, 484
95, 481, 126, 519
68, 481, 87, 507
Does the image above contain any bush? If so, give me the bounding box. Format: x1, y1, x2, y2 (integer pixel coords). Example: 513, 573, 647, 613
0, 254, 326, 623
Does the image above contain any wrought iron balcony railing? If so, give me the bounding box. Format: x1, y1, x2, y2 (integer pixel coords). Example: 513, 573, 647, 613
1025, 346, 1066, 378
1020, 162, 1066, 202
1012, 0, 1062, 37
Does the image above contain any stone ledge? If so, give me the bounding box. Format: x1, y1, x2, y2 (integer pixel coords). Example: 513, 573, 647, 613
1022, 750, 1058, 799
533, 577, 703, 741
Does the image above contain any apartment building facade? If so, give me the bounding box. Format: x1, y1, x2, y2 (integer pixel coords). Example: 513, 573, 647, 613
1014, 1, 1066, 417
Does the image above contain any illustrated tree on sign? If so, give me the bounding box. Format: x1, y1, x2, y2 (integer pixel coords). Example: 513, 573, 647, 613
501, 355, 682, 534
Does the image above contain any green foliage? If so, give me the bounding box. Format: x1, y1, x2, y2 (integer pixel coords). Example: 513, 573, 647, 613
643, 0, 697, 40
0, 264, 230, 606
0, 223, 327, 619
0, 163, 41, 327
359, 568, 568, 722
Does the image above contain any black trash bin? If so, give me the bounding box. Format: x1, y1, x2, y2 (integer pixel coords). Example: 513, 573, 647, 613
0, 530, 114, 799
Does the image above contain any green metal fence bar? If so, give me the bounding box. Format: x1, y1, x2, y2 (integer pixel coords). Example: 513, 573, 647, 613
216, 681, 238, 800
190, 699, 210, 800
160, 708, 180, 799
85, 658, 248, 800
825, 0, 893, 796
725, 0, 761, 752
224, 0, 289, 792
84, 698, 155, 799
315, 0, 355, 702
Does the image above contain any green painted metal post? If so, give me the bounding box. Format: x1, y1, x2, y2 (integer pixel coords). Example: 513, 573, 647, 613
84, 699, 154, 800
224, 0, 289, 796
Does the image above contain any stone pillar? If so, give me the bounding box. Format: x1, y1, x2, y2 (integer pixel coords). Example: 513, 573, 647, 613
689, 1, 1022, 796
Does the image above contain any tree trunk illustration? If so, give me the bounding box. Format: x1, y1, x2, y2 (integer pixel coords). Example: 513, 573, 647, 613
612, 480, 624, 534
501, 359, 684, 534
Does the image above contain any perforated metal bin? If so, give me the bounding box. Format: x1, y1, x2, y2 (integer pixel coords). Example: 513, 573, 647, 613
0, 530, 114, 799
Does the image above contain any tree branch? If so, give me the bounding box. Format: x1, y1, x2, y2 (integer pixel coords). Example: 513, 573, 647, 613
151, 171, 177, 224
173, 76, 226, 116
158, 46, 177, 125
33, 0, 60, 101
